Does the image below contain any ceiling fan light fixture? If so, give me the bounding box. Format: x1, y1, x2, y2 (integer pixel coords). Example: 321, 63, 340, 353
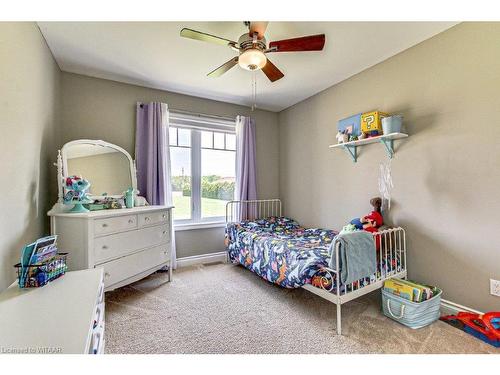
238, 48, 267, 71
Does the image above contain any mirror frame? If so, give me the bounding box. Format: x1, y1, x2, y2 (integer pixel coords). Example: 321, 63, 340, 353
57, 139, 137, 201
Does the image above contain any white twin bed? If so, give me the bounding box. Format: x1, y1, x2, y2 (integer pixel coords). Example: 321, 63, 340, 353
225, 199, 407, 335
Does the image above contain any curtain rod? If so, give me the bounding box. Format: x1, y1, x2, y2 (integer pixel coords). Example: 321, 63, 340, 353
138, 103, 236, 122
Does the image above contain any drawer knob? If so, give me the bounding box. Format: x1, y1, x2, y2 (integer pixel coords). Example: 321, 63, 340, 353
162, 214, 166, 218
145, 217, 150, 221
102, 223, 108, 227
104, 272, 110, 278
162, 230, 167, 235
128, 219, 134, 224
102, 245, 108, 249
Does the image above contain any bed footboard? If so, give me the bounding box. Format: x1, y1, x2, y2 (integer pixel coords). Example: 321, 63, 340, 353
303, 227, 407, 335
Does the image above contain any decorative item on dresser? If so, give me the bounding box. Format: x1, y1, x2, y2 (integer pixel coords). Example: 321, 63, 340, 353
0, 269, 104, 354
48, 139, 173, 291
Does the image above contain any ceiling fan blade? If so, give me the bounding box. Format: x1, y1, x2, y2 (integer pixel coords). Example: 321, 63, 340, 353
261, 59, 284, 82
207, 57, 239, 77
180, 28, 237, 47
269, 34, 325, 52
249, 21, 268, 39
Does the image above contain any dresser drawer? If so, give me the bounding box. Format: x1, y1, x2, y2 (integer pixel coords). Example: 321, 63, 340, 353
98, 245, 170, 288
94, 215, 137, 236
138, 210, 169, 228
94, 224, 170, 263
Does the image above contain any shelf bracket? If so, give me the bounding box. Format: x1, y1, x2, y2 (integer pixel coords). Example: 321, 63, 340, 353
343, 145, 357, 162
380, 138, 394, 159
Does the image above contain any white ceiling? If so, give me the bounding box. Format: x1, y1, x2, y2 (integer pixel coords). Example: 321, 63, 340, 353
38, 22, 457, 112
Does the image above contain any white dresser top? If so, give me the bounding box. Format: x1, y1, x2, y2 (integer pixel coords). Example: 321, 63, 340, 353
0, 269, 103, 354
48, 205, 173, 218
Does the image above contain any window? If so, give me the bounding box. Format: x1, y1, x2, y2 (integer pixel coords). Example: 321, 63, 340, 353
169, 113, 236, 224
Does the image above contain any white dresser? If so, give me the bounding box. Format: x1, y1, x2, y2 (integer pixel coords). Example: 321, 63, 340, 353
0, 269, 104, 354
49, 205, 173, 291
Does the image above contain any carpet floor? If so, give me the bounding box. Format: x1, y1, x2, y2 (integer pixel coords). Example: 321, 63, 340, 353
104, 262, 496, 354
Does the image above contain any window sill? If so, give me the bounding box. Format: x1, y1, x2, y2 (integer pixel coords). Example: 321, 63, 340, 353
174, 221, 226, 231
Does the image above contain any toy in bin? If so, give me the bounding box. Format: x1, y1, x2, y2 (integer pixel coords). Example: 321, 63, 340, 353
441, 312, 500, 347
15, 235, 67, 288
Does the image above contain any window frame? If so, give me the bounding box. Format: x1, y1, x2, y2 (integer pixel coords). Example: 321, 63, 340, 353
169, 112, 236, 227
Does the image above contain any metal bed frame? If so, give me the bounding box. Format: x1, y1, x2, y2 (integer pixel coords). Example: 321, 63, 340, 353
225, 199, 407, 335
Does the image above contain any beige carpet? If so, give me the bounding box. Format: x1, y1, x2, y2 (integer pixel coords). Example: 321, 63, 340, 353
104, 262, 496, 354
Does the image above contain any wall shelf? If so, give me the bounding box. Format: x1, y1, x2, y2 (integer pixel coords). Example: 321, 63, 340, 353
329, 132, 408, 162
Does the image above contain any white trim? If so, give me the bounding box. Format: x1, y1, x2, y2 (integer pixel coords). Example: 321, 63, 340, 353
176, 251, 226, 268
175, 221, 226, 231
440, 298, 484, 316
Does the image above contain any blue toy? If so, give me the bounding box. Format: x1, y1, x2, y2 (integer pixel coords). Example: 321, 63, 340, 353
63, 175, 93, 213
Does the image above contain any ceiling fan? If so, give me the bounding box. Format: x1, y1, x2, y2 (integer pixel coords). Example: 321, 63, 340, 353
180, 22, 325, 82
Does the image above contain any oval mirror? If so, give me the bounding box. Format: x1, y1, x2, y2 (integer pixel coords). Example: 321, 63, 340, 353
61, 140, 137, 198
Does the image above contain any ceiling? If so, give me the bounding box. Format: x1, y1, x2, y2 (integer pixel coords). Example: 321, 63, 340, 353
38, 22, 457, 112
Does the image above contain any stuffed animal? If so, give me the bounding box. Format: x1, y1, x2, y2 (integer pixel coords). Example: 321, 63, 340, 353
349, 197, 383, 234
63, 175, 91, 204
336, 130, 349, 144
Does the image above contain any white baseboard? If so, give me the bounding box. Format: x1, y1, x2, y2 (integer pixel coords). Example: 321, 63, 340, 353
176, 251, 226, 268
440, 298, 483, 316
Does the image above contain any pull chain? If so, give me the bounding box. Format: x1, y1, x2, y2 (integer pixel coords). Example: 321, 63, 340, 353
251, 71, 257, 111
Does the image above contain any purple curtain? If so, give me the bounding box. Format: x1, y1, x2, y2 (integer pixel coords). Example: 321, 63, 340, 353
235, 116, 257, 220
135, 102, 177, 269
135, 102, 168, 205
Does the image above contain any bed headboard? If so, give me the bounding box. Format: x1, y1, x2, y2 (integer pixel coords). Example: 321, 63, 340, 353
226, 199, 282, 223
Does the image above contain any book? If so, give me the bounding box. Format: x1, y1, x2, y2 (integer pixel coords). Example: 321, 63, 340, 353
384, 278, 436, 302
383, 279, 415, 301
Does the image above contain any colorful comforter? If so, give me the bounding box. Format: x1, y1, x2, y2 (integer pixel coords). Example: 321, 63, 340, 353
225, 217, 337, 288
225, 216, 401, 292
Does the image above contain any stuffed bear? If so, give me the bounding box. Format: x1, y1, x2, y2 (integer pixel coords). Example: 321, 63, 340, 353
350, 197, 383, 234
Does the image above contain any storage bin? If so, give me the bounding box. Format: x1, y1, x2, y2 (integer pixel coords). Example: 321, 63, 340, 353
14, 253, 68, 288
381, 115, 403, 135
382, 287, 442, 329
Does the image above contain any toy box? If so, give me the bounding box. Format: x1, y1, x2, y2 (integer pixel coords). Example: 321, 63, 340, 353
338, 113, 362, 136
361, 111, 389, 135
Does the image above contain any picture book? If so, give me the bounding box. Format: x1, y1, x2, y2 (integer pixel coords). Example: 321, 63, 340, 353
383, 279, 414, 301
384, 278, 437, 302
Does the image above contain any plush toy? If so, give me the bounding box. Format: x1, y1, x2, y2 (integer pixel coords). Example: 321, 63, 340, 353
350, 197, 383, 234
336, 130, 349, 144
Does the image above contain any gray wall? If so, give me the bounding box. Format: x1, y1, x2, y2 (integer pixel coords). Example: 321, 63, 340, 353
59, 72, 280, 258
0, 23, 61, 291
278, 22, 500, 312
